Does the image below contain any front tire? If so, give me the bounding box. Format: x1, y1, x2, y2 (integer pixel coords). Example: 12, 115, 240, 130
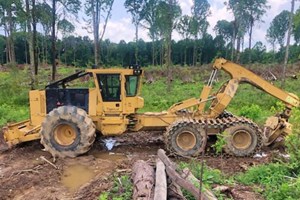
40, 106, 96, 158
223, 123, 261, 157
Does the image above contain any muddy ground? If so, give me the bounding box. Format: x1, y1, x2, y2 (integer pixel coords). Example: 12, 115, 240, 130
0, 133, 272, 200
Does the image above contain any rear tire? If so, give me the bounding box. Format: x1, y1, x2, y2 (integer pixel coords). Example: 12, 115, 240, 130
223, 123, 260, 157
40, 106, 96, 158
164, 119, 207, 157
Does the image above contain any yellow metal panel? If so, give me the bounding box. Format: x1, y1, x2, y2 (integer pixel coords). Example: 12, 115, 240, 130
86, 68, 139, 75
3, 120, 41, 146
88, 88, 97, 116
102, 102, 122, 113
133, 113, 177, 131
101, 124, 127, 135
168, 98, 201, 113
30, 90, 46, 126
101, 117, 125, 124
99, 116, 128, 135
123, 96, 144, 114
198, 85, 212, 112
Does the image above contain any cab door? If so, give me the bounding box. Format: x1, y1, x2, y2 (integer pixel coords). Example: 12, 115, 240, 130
97, 74, 122, 114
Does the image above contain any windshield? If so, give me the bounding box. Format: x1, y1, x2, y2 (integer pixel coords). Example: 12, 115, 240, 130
125, 75, 139, 97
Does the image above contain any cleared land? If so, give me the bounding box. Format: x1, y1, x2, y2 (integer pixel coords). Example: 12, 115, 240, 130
1, 62, 300, 199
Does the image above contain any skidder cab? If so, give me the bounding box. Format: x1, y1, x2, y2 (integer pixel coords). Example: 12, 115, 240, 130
0, 66, 144, 157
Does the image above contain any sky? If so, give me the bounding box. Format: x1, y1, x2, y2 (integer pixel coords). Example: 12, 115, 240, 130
1, 0, 297, 49
73, 0, 300, 49
74, 0, 300, 49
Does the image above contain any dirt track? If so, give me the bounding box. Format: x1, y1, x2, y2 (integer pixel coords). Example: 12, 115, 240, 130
0, 135, 271, 200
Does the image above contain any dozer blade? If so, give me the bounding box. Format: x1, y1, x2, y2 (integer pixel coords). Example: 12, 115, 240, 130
0, 129, 9, 152
0, 120, 41, 151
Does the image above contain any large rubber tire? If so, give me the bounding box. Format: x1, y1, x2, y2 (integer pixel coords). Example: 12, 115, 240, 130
164, 119, 207, 157
40, 106, 96, 158
223, 123, 260, 157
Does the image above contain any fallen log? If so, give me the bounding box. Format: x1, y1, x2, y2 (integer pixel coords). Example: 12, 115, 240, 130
182, 168, 217, 200
131, 160, 155, 200
157, 149, 217, 200
167, 178, 186, 200
154, 159, 167, 200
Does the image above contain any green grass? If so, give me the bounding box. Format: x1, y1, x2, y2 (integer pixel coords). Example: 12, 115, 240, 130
236, 163, 300, 200
178, 160, 234, 200
140, 78, 203, 112
98, 174, 133, 200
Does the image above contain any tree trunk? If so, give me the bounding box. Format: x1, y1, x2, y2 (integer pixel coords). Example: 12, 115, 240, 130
25, 0, 35, 89
282, 0, 295, 87
24, 38, 28, 64
93, 0, 99, 67
184, 38, 187, 66
241, 36, 244, 52
7, 6, 16, 63
51, 0, 56, 81
73, 38, 76, 65
160, 40, 163, 67
4, 27, 9, 64
131, 160, 155, 200
231, 26, 236, 61
193, 36, 197, 67
135, 21, 139, 64
45, 32, 48, 66
152, 37, 155, 66
32, 0, 38, 76
248, 20, 253, 63
98, 0, 114, 67
236, 36, 241, 63
166, 32, 172, 90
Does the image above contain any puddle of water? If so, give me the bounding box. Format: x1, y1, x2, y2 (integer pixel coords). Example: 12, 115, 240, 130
61, 152, 126, 192
61, 164, 96, 192
92, 152, 126, 161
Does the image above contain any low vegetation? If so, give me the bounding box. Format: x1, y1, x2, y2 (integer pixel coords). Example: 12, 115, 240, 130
99, 174, 133, 200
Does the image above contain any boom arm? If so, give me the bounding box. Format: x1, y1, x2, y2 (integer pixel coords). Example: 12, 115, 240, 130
213, 58, 299, 108
210, 58, 299, 145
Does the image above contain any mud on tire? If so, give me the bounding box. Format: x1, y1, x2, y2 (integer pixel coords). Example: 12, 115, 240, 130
164, 119, 207, 157
223, 123, 261, 157
40, 106, 96, 158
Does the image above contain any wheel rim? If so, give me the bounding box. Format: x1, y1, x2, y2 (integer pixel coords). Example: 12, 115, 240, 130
176, 131, 197, 151
54, 124, 77, 146
232, 130, 252, 150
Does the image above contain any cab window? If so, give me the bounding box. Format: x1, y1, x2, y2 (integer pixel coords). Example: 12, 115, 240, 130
125, 76, 139, 97
97, 74, 121, 102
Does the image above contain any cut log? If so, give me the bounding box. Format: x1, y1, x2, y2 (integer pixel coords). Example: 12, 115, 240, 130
167, 178, 186, 200
268, 70, 277, 81
157, 149, 217, 200
154, 159, 167, 200
131, 160, 155, 200
181, 168, 217, 200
